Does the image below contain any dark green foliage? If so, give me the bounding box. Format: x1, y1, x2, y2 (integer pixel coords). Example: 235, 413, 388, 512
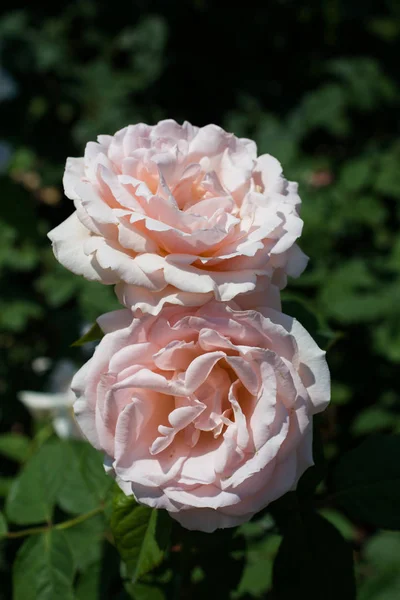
111, 492, 171, 583
13, 531, 75, 600
6, 439, 111, 524
332, 435, 400, 529
273, 509, 356, 599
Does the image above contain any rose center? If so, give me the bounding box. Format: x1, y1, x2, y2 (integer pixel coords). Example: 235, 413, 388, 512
148, 357, 251, 457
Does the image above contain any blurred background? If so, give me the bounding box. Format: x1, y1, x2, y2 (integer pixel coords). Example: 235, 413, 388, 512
1, 1, 400, 598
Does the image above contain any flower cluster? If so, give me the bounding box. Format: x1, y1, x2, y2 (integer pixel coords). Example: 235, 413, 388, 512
49, 120, 330, 532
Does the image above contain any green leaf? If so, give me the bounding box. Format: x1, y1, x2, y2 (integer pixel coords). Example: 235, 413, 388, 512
318, 509, 356, 541
368, 17, 400, 42
332, 435, 400, 529
339, 156, 374, 192
289, 83, 349, 138
0, 300, 43, 332
6, 439, 110, 525
365, 531, 400, 571
125, 582, 166, 600
358, 532, 400, 600
0, 510, 7, 537
359, 572, 400, 600
56, 441, 112, 514
36, 266, 79, 308
75, 562, 102, 600
0, 475, 14, 497
234, 534, 281, 598
63, 514, 105, 570
272, 511, 355, 599
375, 145, 400, 199
0, 433, 30, 462
352, 407, 396, 436
13, 530, 75, 600
6, 439, 67, 524
111, 492, 171, 582
71, 322, 104, 347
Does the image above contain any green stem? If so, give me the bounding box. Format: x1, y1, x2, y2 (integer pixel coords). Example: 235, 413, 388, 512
55, 506, 103, 530
5, 524, 51, 539
5, 505, 104, 539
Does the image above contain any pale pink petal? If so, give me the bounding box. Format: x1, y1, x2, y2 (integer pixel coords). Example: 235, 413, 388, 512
261, 308, 330, 412
254, 154, 285, 194
48, 212, 119, 284
184, 351, 225, 392
96, 309, 133, 334
115, 283, 213, 316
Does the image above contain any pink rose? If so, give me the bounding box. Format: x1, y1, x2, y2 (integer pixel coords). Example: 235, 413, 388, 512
72, 301, 329, 532
49, 120, 307, 314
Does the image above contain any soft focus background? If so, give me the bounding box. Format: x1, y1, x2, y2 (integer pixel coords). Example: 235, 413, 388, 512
1, 1, 400, 598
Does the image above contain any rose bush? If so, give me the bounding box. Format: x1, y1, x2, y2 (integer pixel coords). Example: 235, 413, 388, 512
72, 301, 330, 532
49, 120, 307, 314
